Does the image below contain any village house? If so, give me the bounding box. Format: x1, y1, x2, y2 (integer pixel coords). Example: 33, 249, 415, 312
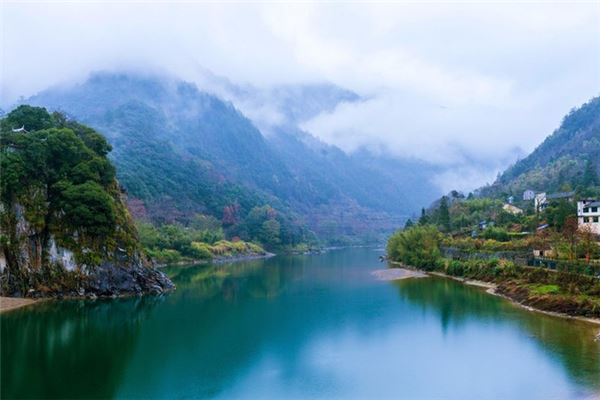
502, 203, 523, 215
532, 247, 556, 258
577, 200, 600, 235
535, 191, 576, 212
523, 189, 535, 201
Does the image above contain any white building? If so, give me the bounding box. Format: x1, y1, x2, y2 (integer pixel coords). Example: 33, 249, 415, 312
535, 191, 575, 212
577, 200, 600, 234
523, 189, 535, 201
534, 192, 547, 211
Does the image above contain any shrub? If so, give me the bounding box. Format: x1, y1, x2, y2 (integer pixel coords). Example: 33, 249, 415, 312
447, 260, 464, 276
189, 242, 213, 260
387, 225, 442, 269
481, 227, 510, 242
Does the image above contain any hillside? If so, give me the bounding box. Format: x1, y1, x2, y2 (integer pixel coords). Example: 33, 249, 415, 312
482, 96, 600, 197
0, 106, 173, 297
27, 72, 440, 244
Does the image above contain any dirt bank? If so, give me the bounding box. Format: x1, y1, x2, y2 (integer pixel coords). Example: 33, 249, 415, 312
0, 297, 39, 313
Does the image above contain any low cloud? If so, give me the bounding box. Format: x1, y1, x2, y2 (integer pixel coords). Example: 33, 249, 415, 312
2, 1, 599, 191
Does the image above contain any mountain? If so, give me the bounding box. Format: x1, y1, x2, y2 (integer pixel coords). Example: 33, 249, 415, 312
482, 96, 600, 197
26, 72, 440, 244
0, 105, 173, 296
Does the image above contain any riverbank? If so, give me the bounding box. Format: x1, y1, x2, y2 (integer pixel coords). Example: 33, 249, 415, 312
390, 261, 600, 326
427, 269, 600, 326
0, 297, 40, 313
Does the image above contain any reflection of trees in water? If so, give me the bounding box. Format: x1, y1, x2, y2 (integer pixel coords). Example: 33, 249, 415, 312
393, 277, 600, 392
1, 296, 163, 399
164, 257, 305, 302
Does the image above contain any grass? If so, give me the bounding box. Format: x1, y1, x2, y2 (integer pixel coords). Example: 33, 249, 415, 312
529, 284, 561, 295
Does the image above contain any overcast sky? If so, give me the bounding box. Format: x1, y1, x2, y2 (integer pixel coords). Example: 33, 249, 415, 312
2, 1, 600, 192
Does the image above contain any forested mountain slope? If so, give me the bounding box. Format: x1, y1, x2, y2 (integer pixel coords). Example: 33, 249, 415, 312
483, 96, 600, 197
27, 72, 440, 244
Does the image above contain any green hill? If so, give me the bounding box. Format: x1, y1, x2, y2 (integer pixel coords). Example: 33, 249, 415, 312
27, 72, 439, 245
483, 96, 600, 197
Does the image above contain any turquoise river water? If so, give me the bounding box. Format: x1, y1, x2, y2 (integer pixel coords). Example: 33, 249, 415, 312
1, 247, 599, 399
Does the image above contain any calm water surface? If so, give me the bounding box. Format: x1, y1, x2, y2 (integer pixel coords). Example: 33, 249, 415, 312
2, 248, 599, 399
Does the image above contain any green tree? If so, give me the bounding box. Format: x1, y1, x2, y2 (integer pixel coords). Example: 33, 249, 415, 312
582, 159, 598, 187
387, 225, 442, 269
438, 196, 451, 232
418, 208, 429, 225
0, 105, 53, 132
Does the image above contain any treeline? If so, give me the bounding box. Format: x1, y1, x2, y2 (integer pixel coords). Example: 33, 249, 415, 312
410, 188, 593, 251
137, 218, 265, 264
386, 225, 600, 317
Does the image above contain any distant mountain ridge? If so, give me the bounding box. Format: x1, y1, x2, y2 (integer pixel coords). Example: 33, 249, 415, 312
26, 72, 440, 244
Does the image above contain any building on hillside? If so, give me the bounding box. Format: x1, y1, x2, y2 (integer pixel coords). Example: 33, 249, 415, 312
507, 195, 514, 204
502, 203, 523, 215
577, 200, 600, 234
532, 247, 556, 258
535, 191, 575, 212
534, 192, 546, 211
523, 189, 535, 201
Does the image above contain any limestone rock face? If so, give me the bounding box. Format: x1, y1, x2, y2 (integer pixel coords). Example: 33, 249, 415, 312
1, 201, 175, 298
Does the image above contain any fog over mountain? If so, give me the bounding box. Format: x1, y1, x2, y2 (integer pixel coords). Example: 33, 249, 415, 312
2, 2, 600, 191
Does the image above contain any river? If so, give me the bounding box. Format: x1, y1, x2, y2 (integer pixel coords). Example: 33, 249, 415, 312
1, 247, 599, 399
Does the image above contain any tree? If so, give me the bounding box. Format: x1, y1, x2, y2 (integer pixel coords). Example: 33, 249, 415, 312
387, 225, 442, 269
562, 217, 580, 261
545, 200, 576, 231
404, 219, 414, 229
578, 225, 598, 262
1, 105, 53, 132
418, 208, 429, 225
582, 159, 598, 188
439, 196, 451, 232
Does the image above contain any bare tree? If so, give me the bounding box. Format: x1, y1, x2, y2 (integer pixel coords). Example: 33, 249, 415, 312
578, 224, 598, 262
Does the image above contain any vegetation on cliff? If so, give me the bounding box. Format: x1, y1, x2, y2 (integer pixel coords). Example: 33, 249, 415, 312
0, 105, 173, 296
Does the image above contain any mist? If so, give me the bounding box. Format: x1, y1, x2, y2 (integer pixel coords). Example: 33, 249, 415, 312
2, 1, 599, 192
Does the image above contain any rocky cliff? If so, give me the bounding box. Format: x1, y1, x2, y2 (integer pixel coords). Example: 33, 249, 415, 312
0, 105, 174, 297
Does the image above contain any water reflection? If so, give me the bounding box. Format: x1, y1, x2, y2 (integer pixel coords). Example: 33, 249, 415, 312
1, 296, 164, 399
1, 249, 599, 399
393, 277, 600, 394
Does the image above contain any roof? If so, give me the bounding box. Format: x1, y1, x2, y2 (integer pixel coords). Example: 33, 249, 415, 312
583, 201, 600, 208
547, 191, 575, 200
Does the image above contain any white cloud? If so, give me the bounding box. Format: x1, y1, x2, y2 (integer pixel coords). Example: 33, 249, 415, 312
1, 1, 599, 191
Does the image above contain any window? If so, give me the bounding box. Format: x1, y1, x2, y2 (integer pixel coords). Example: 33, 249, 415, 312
593, 207, 598, 213
594, 217, 599, 223
584, 217, 590, 223
584, 208, 589, 213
